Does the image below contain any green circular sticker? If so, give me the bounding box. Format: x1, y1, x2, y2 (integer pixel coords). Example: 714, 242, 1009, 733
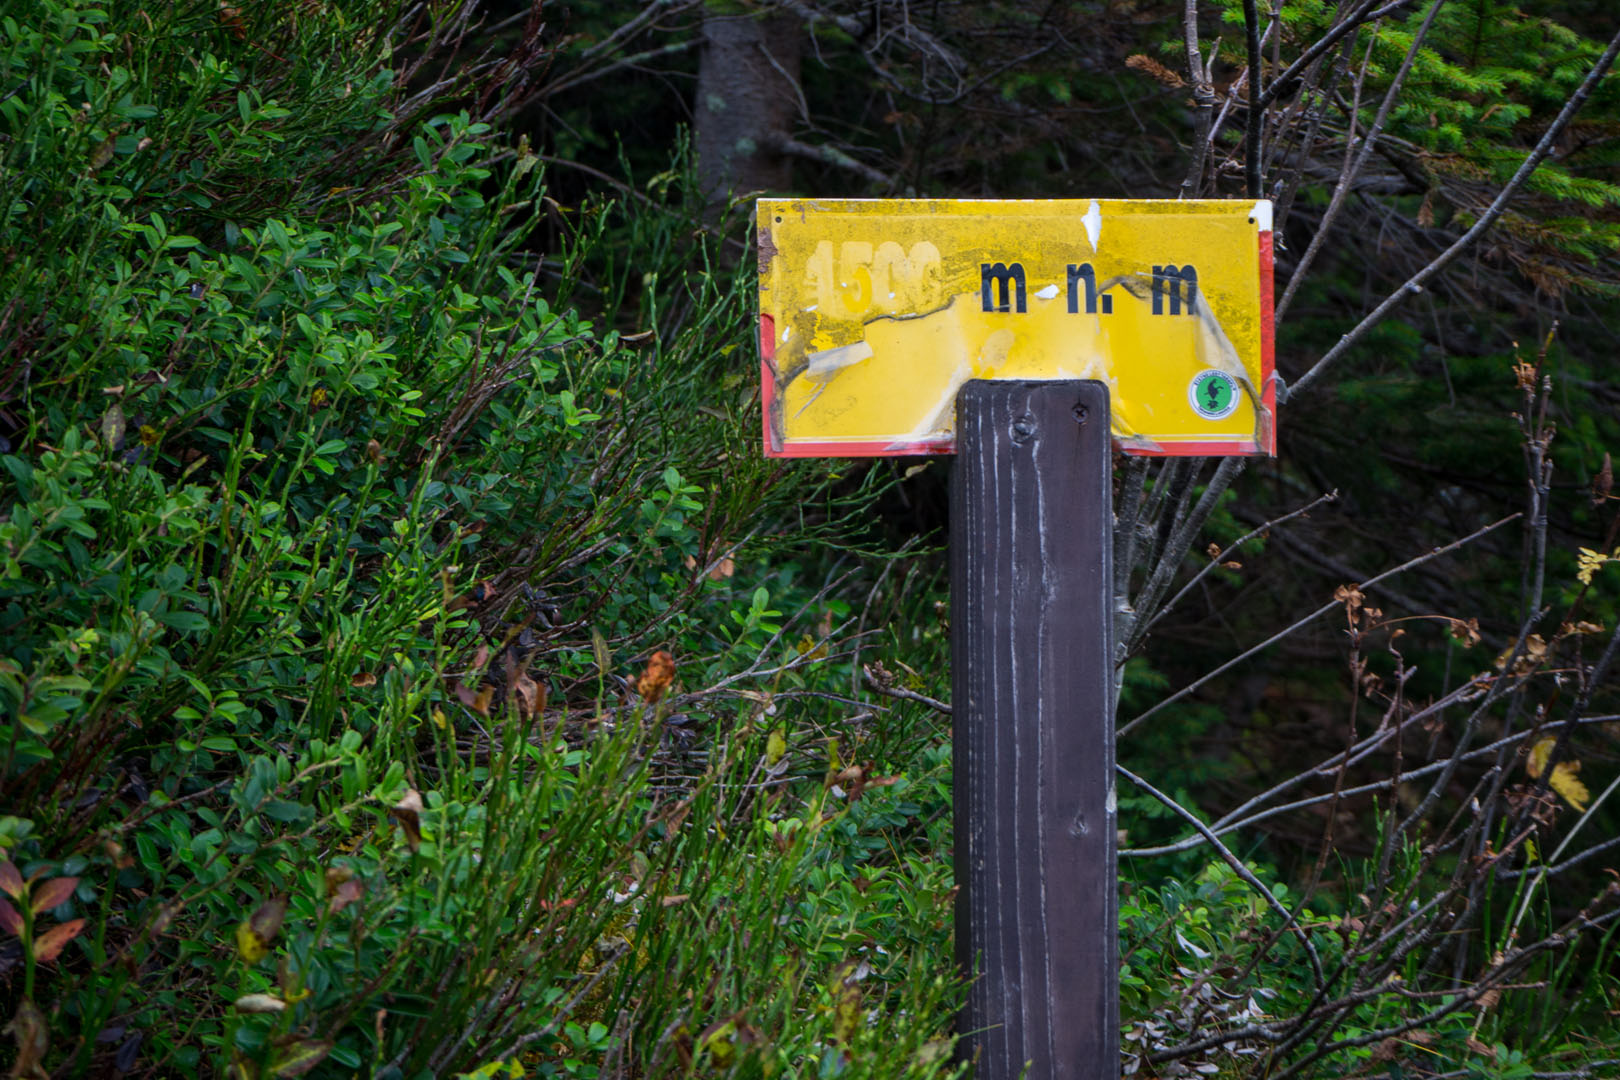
1188, 370, 1239, 420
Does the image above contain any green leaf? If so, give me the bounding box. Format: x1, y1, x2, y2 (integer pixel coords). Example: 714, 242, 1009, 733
263, 800, 310, 823
156, 611, 209, 633
265, 219, 291, 252
19, 703, 68, 734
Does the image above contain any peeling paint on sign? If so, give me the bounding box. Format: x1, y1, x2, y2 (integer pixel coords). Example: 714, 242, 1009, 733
757, 198, 1276, 457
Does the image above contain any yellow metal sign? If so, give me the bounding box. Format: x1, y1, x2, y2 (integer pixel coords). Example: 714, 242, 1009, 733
757, 199, 1275, 457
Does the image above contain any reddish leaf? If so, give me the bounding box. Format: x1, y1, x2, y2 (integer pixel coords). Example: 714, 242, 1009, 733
452, 681, 492, 716
635, 651, 677, 703
0, 897, 20, 935
324, 867, 364, 915
30, 876, 79, 914
32, 917, 85, 963
0, 859, 21, 900
250, 897, 288, 945
218, 3, 247, 40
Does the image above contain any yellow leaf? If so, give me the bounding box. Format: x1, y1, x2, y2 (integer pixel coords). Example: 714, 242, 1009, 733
1551, 761, 1591, 812
1496, 635, 1547, 674
832, 982, 861, 1044
700, 1020, 737, 1066
1527, 737, 1555, 778
766, 727, 787, 766
1576, 546, 1611, 586
235, 919, 268, 963
1527, 737, 1591, 811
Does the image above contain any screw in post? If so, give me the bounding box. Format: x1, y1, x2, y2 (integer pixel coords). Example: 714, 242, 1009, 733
1010, 415, 1037, 444
1073, 404, 1089, 425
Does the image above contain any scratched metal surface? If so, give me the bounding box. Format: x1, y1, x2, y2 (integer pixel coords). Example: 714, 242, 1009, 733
758, 198, 1275, 457
952, 380, 1117, 1079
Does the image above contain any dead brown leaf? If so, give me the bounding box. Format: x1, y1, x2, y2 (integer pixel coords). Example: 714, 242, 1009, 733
511, 669, 543, 718
4, 999, 49, 1079
1125, 53, 1186, 88
390, 790, 424, 852
635, 651, 676, 703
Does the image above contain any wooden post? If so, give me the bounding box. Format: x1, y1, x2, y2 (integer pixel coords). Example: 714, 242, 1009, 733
952, 380, 1117, 1079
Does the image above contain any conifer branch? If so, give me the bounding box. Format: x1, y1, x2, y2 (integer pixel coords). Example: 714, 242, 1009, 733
1242, 0, 1263, 198
1290, 24, 1620, 399
1256, 0, 1416, 108
1274, 0, 1447, 324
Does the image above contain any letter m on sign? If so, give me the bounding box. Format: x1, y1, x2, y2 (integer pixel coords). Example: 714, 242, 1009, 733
981, 262, 1027, 313
1152, 265, 1198, 315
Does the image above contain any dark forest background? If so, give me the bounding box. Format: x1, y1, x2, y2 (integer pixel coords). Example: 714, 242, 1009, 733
3, 1, 1620, 1077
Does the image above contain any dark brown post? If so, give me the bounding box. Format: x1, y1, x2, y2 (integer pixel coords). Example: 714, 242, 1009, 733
952, 380, 1117, 1079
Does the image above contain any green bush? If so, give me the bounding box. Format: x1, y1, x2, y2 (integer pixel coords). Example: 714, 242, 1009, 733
0, 2, 965, 1076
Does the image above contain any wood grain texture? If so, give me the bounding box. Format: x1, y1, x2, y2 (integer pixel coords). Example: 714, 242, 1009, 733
952, 380, 1118, 1079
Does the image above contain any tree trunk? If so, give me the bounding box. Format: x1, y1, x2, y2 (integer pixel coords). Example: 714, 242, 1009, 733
694, 10, 801, 216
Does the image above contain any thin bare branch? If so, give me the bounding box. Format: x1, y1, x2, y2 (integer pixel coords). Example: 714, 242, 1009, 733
1120, 515, 1520, 738
1118, 765, 1327, 991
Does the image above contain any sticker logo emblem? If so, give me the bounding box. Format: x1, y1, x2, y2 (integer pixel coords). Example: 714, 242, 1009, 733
1188, 370, 1239, 420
